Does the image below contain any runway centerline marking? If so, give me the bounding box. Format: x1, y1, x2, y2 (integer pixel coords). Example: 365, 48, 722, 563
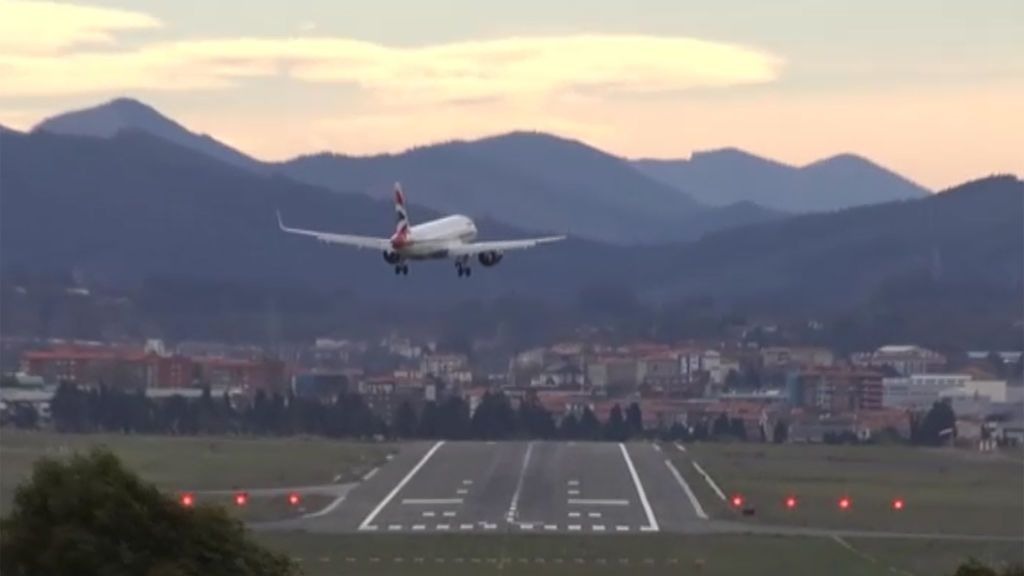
401, 498, 463, 505
504, 441, 535, 524
619, 443, 660, 531
362, 467, 379, 481
666, 459, 708, 519
567, 498, 629, 506
358, 440, 445, 530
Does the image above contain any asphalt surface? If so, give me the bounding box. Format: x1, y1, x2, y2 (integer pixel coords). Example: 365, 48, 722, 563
256, 440, 708, 534
251, 440, 1023, 542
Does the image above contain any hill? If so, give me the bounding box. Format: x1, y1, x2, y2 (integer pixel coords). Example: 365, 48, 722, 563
652, 175, 1023, 313
0, 129, 637, 301
633, 148, 930, 212
33, 98, 262, 171
2, 127, 1019, 348
27, 98, 780, 244
276, 132, 781, 244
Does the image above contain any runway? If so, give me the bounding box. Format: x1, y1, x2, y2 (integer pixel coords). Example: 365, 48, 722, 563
252, 440, 1024, 543
265, 440, 708, 534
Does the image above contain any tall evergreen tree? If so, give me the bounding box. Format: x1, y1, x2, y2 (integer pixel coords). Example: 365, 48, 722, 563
604, 404, 628, 441
626, 402, 644, 438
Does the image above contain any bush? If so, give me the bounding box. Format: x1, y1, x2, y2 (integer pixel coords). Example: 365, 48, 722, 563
0, 448, 298, 576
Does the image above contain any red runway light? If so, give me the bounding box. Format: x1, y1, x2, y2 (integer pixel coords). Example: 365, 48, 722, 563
235, 492, 248, 507
731, 495, 744, 508
180, 493, 194, 507
785, 496, 797, 509
838, 497, 851, 510
288, 493, 301, 506
892, 498, 904, 510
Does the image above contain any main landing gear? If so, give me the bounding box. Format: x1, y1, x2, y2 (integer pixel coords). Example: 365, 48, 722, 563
394, 264, 409, 275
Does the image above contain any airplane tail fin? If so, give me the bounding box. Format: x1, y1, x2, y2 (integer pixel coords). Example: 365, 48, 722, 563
392, 182, 410, 244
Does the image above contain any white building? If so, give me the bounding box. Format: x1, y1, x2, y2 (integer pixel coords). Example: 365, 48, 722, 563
883, 373, 1007, 411
854, 345, 946, 376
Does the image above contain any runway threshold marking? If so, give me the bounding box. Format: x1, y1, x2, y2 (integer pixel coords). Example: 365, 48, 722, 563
504, 441, 535, 524
691, 460, 726, 501
665, 459, 709, 520
568, 498, 629, 506
358, 440, 446, 530
619, 443, 660, 531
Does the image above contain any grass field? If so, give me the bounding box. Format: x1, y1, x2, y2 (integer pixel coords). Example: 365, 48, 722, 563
256, 532, 1024, 576
0, 430, 395, 515
667, 441, 1024, 537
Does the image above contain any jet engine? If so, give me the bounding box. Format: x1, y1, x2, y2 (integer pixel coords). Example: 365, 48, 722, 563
383, 250, 402, 264
478, 251, 503, 267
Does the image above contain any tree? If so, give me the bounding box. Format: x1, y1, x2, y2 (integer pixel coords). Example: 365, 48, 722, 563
11, 404, 39, 429
625, 402, 643, 438
729, 417, 747, 441
394, 401, 418, 438
578, 407, 602, 440
558, 412, 580, 439
712, 413, 730, 438
916, 399, 957, 445
470, 391, 516, 440
604, 404, 628, 442
0, 449, 297, 576
724, 369, 741, 390
772, 420, 788, 444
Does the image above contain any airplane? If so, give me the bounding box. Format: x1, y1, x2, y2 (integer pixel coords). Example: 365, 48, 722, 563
276, 182, 566, 276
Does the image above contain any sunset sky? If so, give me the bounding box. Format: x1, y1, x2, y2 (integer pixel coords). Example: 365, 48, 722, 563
1, 0, 1021, 189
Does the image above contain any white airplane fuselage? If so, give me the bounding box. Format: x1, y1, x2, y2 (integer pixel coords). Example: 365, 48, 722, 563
391, 214, 478, 260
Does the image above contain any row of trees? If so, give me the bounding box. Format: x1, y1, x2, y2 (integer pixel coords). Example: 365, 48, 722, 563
35, 383, 961, 446
41, 383, 767, 443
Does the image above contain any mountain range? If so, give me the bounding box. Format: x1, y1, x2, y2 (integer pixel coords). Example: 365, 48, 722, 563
633, 148, 930, 213
2, 117, 1020, 320
30, 98, 933, 243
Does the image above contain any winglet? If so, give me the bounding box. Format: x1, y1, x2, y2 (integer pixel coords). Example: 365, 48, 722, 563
276, 209, 286, 231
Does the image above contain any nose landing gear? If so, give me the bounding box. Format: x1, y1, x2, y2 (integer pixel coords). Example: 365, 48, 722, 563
455, 258, 472, 277
394, 264, 409, 275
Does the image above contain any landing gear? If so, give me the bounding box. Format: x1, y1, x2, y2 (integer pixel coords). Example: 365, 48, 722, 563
455, 258, 472, 277
394, 264, 409, 275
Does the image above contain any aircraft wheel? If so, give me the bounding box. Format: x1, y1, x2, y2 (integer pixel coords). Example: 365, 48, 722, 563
465, 267, 472, 277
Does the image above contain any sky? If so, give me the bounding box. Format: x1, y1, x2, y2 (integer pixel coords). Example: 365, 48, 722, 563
1, 0, 1022, 189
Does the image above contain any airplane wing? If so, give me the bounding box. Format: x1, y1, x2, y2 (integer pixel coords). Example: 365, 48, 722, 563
446, 235, 566, 256
277, 211, 392, 250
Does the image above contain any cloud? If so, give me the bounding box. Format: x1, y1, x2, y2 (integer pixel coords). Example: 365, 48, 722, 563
0, 0, 160, 55
0, 4, 784, 102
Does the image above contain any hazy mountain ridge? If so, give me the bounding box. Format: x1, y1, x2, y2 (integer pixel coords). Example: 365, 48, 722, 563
29, 98, 781, 244
34, 98, 263, 171
633, 148, 931, 213
276, 131, 781, 244
1, 126, 1019, 319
